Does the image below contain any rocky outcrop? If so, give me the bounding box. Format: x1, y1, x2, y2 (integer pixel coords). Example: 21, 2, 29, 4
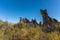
20, 17, 30, 23
40, 9, 58, 32
14, 9, 59, 32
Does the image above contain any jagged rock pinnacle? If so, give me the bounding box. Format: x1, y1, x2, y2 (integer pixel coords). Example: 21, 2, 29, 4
40, 9, 58, 32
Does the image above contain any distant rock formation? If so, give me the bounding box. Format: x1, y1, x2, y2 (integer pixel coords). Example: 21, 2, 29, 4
40, 9, 58, 32
13, 9, 59, 32
31, 19, 38, 27
20, 17, 30, 23
20, 18, 38, 27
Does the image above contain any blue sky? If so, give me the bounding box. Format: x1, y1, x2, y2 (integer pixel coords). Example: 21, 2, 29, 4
0, 0, 60, 23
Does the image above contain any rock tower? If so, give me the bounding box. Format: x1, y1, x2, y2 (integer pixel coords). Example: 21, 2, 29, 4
40, 9, 58, 32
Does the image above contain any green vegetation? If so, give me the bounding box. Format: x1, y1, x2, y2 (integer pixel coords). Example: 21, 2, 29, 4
0, 19, 60, 40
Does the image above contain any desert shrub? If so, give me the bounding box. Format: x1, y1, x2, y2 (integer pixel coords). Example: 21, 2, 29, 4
0, 19, 60, 40
46, 32, 59, 40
